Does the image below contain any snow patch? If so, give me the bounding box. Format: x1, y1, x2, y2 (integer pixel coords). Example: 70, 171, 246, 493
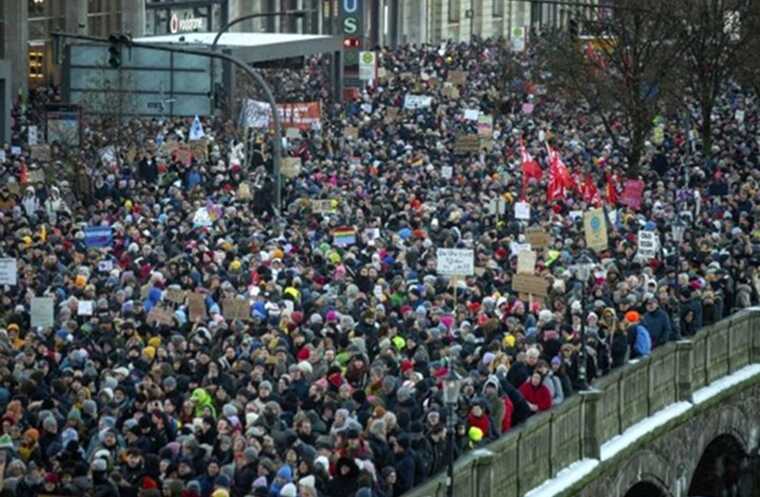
600, 402, 691, 460
692, 364, 760, 405
523, 459, 599, 497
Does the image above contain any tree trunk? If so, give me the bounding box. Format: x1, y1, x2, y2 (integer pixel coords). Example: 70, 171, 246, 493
701, 98, 714, 158
627, 123, 645, 177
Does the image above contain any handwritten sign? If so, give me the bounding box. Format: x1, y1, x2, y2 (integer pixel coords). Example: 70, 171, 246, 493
0, 258, 17, 286
30, 145, 52, 162
514, 201, 531, 220
448, 70, 467, 85
174, 146, 193, 167
436, 248, 475, 276
512, 274, 549, 297
148, 306, 174, 326
441, 165, 453, 179
345, 126, 359, 139
165, 288, 187, 304
223, 298, 250, 321
312, 199, 336, 214
454, 134, 481, 154
77, 300, 94, 316
525, 228, 551, 249
31, 297, 55, 329
281, 157, 302, 179
189, 139, 208, 162
620, 180, 645, 210
517, 250, 537, 274
188, 293, 207, 323
638, 230, 658, 260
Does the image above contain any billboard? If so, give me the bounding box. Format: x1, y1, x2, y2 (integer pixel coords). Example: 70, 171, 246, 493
65, 43, 211, 117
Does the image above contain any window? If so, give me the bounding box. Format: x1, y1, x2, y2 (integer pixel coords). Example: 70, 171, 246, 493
493, 0, 504, 17
448, 0, 460, 22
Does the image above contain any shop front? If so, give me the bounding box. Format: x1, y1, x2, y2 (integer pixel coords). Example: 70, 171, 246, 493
145, 0, 229, 36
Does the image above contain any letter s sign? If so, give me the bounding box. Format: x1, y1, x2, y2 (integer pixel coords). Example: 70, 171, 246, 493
343, 17, 358, 34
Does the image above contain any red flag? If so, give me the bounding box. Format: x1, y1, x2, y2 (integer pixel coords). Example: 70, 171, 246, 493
546, 144, 572, 201
581, 174, 602, 206
519, 138, 542, 199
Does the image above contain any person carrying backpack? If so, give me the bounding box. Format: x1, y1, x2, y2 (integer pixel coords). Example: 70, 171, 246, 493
625, 311, 652, 359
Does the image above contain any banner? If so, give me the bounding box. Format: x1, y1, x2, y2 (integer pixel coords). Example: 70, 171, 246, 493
277, 102, 321, 130
477, 115, 494, 137
583, 208, 608, 251
436, 248, 475, 276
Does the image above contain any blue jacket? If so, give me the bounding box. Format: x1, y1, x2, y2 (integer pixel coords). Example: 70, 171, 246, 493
632, 325, 652, 358
642, 309, 672, 347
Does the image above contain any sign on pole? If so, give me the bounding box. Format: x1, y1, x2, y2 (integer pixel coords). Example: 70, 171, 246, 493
514, 201, 531, 220
359, 51, 377, 81
512, 26, 527, 52
31, 297, 55, 329
517, 250, 537, 274
436, 248, 475, 276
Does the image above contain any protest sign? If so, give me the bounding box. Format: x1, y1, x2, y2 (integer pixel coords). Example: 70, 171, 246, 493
621, 180, 645, 210
0, 258, 17, 286
448, 70, 467, 85
638, 230, 658, 260
525, 227, 551, 249
28, 126, 39, 145
28, 169, 46, 184
454, 134, 481, 153
312, 199, 336, 214
477, 115, 494, 137
583, 208, 608, 251
241, 99, 271, 128
512, 274, 549, 296
384, 108, 400, 123
286, 128, 301, 139
345, 126, 359, 139
238, 183, 252, 200
165, 288, 187, 304
514, 201, 531, 220
189, 139, 208, 162
30, 145, 52, 162
441, 165, 453, 179
85, 226, 113, 248
188, 293, 207, 323
148, 306, 174, 326
174, 146, 193, 167
77, 300, 94, 316
223, 298, 250, 321
443, 84, 460, 99
464, 109, 480, 121
359, 51, 377, 81
281, 157, 302, 179
403, 95, 433, 109
436, 248, 475, 276
517, 250, 537, 274
97, 260, 113, 273
31, 297, 55, 329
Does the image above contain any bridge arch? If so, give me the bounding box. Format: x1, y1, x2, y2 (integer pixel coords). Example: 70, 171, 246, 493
624, 481, 669, 497
688, 433, 749, 497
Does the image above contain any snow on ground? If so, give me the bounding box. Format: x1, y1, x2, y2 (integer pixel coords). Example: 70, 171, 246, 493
521, 364, 760, 497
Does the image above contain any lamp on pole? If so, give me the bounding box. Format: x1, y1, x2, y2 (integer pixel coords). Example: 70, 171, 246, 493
574, 251, 594, 390
442, 359, 461, 497
210, 11, 310, 216
671, 215, 686, 338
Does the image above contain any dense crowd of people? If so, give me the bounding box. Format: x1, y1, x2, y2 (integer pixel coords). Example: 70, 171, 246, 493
0, 35, 758, 497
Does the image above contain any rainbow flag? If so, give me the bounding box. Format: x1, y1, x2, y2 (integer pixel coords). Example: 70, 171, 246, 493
333, 227, 356, 247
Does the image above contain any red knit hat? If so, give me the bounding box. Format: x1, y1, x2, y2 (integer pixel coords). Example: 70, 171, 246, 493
297, 347, 311, 361
142, 477, 158, 490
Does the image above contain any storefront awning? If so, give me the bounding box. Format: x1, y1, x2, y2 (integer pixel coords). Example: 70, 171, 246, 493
133, 32, 344, 63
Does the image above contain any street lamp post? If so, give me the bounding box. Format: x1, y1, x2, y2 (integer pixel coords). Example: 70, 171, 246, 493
442, 360, 461, 497
671, 216, 686, 338
210, 11, 309, 215
574, 252, 594, 390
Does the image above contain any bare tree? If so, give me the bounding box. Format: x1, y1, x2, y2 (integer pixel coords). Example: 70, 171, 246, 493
669, 0, 760, 155
538, 0, 683, 176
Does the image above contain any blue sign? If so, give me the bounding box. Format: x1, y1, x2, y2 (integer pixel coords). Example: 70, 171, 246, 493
85, 226, 113, 248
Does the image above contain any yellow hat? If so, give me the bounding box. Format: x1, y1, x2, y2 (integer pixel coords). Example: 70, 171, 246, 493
143, 346, 156, 360
284, 287, 300, 301
124, 199, 133, 210
148, 337, 161, 348
229, 260, 241, 272
74, 275, 88, 288
211, 490, 230, 497
271, 248, 284, 260
503, 334, 516, 348
392, 336, 406, 351
327, 251, 341, 264
468, 426, 483, 443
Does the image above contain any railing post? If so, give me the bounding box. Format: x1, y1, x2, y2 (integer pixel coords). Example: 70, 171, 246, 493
748, 309, 760, 364
580, 390, 602, 460
676, 340, 693, 402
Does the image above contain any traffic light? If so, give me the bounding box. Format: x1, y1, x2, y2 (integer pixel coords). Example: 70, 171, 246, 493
343, 37, 360, 49
568, 18, 579, 40
108, 34, 122, 68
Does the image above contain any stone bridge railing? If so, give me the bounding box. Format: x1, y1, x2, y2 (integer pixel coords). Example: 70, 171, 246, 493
402, 308, 760, 497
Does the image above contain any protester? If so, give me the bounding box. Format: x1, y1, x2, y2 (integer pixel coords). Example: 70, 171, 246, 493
0, 35, 758, 497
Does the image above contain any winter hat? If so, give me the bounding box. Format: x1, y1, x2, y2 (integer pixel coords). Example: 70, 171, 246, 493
280, 483, 297, 497
298, 475, 316, 490
625, 311, 640, 323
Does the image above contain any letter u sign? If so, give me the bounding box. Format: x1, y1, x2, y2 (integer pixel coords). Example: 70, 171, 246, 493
343, 0, 358, 13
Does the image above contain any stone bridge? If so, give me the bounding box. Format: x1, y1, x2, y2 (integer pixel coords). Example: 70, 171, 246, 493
402, 308, 760, 497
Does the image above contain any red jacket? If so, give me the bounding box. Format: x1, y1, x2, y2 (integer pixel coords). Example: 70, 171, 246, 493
519, 381, 553, 412
501, 396, 514, 433
467, 412, 490, 436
